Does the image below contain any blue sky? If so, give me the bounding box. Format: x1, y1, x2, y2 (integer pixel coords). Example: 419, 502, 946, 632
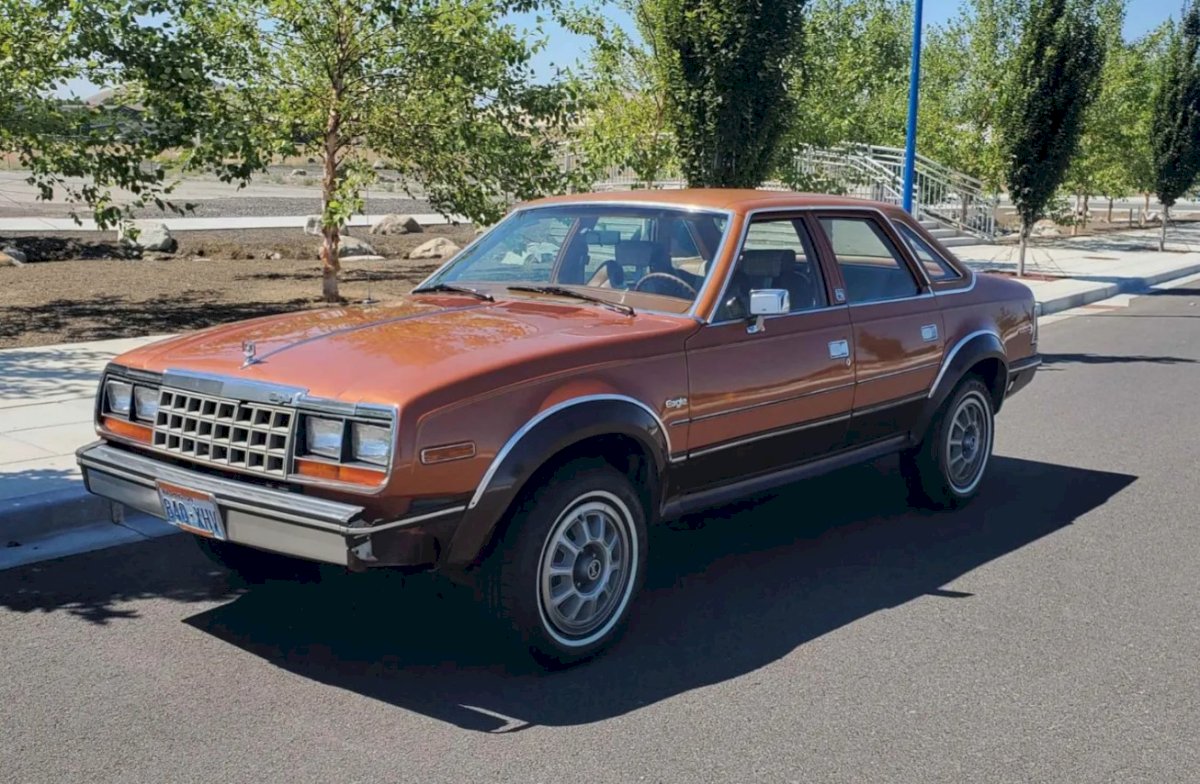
516, 0, 1183, 80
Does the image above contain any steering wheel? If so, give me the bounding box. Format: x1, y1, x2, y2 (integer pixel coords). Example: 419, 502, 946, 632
633, 272, 698, 300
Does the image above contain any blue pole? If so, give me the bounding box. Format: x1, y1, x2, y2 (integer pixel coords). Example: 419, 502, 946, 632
902, 0, 924, 213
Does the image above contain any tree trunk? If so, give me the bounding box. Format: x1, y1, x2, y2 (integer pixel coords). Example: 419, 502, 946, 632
1159, 203, 1169, 252
1072, 192, 1081, 236
1081, 193, 1089, 233
320, 101, 343, 302
1017, 220, 1028, 278
1143, 193, 1150, 227
1106, 197, 1114, 223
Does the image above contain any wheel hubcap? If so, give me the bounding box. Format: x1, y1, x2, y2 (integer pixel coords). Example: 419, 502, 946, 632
947, 393, 991, 493
539, 497, 634, 641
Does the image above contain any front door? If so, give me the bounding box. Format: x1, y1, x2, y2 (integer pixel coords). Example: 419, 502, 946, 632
677, 214, 856, 491
812, 212, 945, 443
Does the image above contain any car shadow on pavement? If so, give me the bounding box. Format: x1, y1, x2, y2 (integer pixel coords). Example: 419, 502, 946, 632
181, 454, 1135, 732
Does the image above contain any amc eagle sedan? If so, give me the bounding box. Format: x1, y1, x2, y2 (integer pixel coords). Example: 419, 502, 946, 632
78, 189, 1040, 665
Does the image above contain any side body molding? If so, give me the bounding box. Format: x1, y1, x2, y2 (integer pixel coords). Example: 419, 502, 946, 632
443, 395, 671, 566
913, 330, 1007, 439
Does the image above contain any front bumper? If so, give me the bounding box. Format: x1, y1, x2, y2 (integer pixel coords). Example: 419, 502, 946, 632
77, 442, 463, 568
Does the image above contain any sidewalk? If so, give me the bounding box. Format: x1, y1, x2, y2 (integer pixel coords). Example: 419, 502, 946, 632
3, 229, 1200, 568
953, 224, 1200, 315
0, 336, 176, 568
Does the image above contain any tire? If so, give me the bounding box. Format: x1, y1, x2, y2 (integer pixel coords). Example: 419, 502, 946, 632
482, 459, 648, 667
901, 377, 995, 509
192, 535, 322, 584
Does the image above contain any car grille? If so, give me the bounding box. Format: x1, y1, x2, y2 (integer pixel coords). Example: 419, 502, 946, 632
151, 388, 294, 477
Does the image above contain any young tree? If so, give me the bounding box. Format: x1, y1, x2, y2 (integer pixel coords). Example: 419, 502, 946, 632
191, 0, 588, 301
646, 0, 807, 187
577, 0, 677, 186
1150, 0, 1200, 251
999, 0, 1104, 274
788, 0, 911, 150
919, 0, 1029, 190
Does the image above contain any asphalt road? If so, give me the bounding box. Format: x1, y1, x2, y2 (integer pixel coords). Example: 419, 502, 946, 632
3, 285, 1199, 783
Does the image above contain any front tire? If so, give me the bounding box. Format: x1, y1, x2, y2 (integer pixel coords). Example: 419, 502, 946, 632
484, 460, 648, 667
902, 377, 995, 508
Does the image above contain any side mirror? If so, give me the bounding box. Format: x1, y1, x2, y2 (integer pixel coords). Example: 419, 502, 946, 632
747, 289, 789, 334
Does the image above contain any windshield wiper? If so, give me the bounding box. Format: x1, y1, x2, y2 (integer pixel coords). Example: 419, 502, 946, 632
507, 285, 636, 316
411, 283, 494, 302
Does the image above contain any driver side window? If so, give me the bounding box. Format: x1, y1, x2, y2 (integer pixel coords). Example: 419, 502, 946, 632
716, 218, 827, 321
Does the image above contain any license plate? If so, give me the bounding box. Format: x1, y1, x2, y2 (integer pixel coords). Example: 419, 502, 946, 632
156, 481, 226, 540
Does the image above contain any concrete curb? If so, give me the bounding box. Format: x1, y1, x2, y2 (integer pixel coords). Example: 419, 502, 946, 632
0, 485, 115, 544
1032, 262, 1200, 316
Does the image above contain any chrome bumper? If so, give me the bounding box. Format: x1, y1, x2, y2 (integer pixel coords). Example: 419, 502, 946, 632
77, 442, 457, 568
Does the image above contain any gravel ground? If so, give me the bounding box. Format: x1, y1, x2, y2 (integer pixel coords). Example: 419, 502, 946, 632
0, 225, 476, 348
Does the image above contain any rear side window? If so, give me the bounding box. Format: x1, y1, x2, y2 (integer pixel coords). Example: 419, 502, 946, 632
896, 223, 962, 281
817, 217, 920, 304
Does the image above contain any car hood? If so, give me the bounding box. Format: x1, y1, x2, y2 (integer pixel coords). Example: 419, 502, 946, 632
114, 296, 696, 405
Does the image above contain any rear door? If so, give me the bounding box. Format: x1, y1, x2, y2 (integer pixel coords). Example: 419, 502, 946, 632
812, 211, 945, 444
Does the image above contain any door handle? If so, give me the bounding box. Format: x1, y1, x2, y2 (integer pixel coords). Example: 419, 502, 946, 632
828, 339, 850, 359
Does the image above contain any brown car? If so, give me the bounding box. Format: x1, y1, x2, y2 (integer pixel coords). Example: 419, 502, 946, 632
78, 189, 1040, 664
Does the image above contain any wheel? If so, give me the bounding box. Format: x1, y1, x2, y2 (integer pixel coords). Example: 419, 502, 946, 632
192, 535, 322, 584
483, 459, 648, 667
901, 377, 995, 508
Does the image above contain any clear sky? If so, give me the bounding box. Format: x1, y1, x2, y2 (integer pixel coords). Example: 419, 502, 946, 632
517, 0, 1184, 81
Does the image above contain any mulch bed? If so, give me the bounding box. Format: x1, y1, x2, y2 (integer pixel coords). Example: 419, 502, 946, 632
0, 225, 476, 348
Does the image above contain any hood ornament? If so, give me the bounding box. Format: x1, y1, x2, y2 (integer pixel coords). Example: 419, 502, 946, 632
241, 340, 260, 368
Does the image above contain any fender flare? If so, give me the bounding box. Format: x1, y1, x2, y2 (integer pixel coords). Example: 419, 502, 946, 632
443, 395, 670, 566
914, 331, 1008, 439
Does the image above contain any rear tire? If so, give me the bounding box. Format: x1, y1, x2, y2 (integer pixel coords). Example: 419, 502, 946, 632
902, 377, 995, 509
482, 459, 648, 667
193, 536, 321, 584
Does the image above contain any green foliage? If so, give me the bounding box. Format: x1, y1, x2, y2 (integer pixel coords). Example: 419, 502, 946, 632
918, 0, 1028, 190
0, 0, 263, 228
576, 0, 678, 186
1150, 0, 1200, 208
1067, 1, 1160, 203
648, 0, 807, 187
999, 0, 1105, 230
789, 0, 911, 150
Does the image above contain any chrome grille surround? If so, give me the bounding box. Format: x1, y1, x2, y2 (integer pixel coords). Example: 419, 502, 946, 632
151, 387, 294, 476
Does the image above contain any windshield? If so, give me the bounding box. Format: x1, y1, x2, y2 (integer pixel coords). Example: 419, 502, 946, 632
426, 204, 730, 313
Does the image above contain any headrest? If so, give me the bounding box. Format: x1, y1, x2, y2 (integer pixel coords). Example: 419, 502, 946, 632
615, 240, 657, 268
740, 249, 790, 278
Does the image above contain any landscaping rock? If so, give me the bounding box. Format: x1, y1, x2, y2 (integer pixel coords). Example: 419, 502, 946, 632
269, 252, 283, 260
407, 237, 461, 260
0, 252, 23, 267
372, 159, 390, 170
1144, 211, 1162, 224
370, 214, 423, 235
1032, 219, 1061, 237
121, 223, 178, 253
1, 246, 27, 265
321, 236, 378, 259
304, 215, 349, 236
291, 168, 308, 177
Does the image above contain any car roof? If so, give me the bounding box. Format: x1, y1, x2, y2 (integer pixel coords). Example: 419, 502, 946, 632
522, 188, 906, 216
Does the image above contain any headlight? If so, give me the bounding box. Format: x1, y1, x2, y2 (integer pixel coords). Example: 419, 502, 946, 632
105, 379, 133, 416
133, 386, 159, 423
351, 422, 390, 465
304, 416, 344, 459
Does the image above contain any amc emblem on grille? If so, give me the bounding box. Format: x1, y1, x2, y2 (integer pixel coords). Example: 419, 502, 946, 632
151, 388, 293, 476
